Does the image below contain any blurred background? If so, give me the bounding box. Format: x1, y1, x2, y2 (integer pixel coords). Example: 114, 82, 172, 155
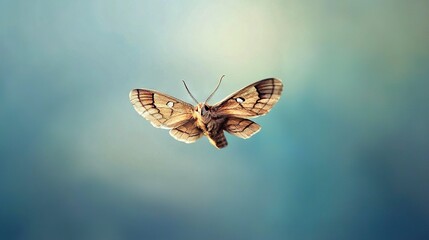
1, 1, 428, 239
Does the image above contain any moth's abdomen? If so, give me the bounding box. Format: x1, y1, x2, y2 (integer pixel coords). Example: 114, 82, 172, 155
208, 131, 228, 149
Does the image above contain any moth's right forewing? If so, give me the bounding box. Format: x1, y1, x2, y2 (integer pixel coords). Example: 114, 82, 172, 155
129, 89, 194, 129
213, 78, 283, 118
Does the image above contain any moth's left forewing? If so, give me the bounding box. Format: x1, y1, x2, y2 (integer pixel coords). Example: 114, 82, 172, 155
213, 78, 283, 118
129, 89, 194, 129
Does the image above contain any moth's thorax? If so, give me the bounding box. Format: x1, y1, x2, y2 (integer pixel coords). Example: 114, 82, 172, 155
194, 103, 212, 123
193, 103, 226, 136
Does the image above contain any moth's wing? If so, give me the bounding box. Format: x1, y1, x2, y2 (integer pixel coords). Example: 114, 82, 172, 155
169, 120, 203, 143
129, 89, 194, 129
224, 117, 261, 139
213, 78, 283, 118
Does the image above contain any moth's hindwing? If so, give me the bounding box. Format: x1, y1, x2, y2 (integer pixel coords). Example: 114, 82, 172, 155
224, 117, 261, 139
169, 120, 203, 143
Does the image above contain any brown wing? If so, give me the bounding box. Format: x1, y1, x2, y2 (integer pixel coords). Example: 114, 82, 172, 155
129, 89, 194, 129
224, 117, 261, 139
213, 78, 283, 118
169, 120, 203, 143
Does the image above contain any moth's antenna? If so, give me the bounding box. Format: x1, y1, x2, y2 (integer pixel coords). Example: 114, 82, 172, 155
204, 75, 225, 104
182, 80, 199, 104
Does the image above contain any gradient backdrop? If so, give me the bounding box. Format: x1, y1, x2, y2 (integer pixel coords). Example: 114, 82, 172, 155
1, 1, 429, 240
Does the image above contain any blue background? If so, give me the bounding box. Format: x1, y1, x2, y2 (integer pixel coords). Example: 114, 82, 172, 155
1, 1, 429, 239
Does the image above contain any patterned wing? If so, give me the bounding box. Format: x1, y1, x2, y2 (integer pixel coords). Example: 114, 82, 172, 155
224, 117, 261, 139
213, 78, 283, 118
169, 120, 203, 143
129, 89, 194, 129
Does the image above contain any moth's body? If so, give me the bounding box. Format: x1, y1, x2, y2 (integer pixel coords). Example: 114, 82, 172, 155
193, 103, 228, 148
129, 77, 283, 149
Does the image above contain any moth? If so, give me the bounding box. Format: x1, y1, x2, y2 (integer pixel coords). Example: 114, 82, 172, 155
129, 76, 283, 149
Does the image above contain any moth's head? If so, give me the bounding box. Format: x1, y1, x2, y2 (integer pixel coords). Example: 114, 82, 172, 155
196, 103, 210, 117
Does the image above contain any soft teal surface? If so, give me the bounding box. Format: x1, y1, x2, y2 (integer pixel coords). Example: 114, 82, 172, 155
1, 1, 429, 239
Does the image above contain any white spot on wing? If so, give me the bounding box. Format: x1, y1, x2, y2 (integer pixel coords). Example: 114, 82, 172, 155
236, 97, 244, 103
167, 101, 174, 108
